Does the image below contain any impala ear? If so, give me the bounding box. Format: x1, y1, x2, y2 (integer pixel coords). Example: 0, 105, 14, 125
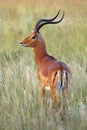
31, 29, 34, 33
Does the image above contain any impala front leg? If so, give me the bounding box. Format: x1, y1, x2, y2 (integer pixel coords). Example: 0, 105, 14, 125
39, 81, 45, 105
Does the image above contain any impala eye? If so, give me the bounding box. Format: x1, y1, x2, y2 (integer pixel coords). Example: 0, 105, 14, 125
32, 36, 36, 39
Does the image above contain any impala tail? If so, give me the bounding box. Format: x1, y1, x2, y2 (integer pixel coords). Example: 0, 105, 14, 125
53, 70, 69, 92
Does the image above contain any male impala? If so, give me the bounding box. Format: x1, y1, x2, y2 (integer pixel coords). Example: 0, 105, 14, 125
20, 11, 71, 108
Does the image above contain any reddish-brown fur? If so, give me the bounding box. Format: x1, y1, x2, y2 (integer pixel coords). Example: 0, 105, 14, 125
20, 12, 71, 109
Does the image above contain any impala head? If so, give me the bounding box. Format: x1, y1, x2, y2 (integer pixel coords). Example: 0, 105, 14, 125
20, 10, 64, 47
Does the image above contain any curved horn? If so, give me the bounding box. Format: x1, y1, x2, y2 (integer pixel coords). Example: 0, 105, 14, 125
38, 12, 64, 31
35, 10, 63, 32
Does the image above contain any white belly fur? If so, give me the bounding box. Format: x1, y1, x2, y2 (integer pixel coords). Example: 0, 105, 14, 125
45, 86, 50, 90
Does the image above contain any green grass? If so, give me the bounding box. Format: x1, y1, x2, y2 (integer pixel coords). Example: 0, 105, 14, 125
0, 0, 87, 130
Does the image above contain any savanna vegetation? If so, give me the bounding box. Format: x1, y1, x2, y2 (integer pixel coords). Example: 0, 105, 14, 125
0, 0, 87, 130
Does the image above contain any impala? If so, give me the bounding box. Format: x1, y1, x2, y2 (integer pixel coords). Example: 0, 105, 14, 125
20, 10, 71, 109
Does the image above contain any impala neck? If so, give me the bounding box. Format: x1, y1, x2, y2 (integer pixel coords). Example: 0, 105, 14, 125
34, 39, 48, 64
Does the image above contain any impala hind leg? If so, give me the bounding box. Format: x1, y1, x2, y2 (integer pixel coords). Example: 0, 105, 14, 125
50, 88, 60, 109
62, 83, 68, 100
62, 83, 68, 117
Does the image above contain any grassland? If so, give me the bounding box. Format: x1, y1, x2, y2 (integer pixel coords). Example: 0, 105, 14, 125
0, 0, 87, 130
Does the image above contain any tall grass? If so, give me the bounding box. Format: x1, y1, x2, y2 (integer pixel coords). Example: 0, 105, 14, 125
0, 0, 87, 130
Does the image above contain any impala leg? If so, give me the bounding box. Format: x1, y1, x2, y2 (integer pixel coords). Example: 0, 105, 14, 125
62, 83, 68, 117
50, 88, 60, 109
39, 82, 45, 105
62, 83, 68, 100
